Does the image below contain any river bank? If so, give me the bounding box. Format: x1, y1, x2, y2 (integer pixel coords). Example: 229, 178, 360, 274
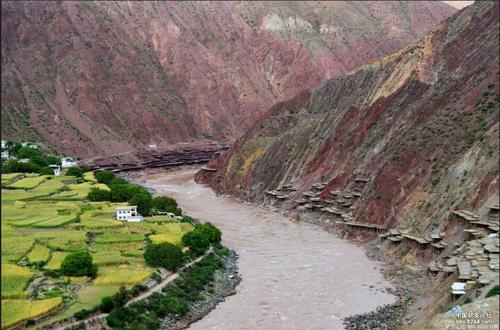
161, 250, 241, 330
130, 166, 396, 330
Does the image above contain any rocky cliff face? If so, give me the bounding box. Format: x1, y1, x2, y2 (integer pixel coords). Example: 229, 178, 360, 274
1, 1, 457, 157
198, 1, 499, 325
200, 0, 499, 222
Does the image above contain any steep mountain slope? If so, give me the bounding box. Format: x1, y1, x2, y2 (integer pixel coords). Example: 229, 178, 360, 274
198, 1, 499, 325
200, 0, 499, 218
1, 1, 457, 157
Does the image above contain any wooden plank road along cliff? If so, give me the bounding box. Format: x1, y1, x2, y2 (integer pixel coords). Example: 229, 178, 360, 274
82, 142, 228, 172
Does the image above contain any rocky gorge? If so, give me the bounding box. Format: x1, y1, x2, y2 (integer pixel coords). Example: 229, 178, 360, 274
197, 1, 500, 328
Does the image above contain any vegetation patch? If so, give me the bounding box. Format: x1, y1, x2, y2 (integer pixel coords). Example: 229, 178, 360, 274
1, 297, 63, 329
94, 264, 152, 285
8, 176, 46, 189
44, 252, 68, 270
1, 264, 34, 298
27, 244, 51, 264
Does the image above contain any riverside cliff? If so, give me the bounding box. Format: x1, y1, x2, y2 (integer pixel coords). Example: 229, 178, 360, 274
197, 2, 499, 327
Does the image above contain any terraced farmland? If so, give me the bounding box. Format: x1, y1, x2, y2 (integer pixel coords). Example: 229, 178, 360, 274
1, 297, 63, 329
1, 170, 195, 328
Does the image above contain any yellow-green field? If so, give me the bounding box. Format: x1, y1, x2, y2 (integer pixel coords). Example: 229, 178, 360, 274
94, 263, 153, 285
8, 176, 46, 189
27, 245, 51, 263
1, 170, 194, 328
1, 297, 62, 329
1, 264, 33, 298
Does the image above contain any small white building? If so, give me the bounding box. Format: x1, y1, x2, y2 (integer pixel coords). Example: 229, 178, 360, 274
49, 164, 61, 176
451, 282, 467, 295
61, 156, 77, 169
1, 140, 6, 149
21, 142, 38, 149
1, 150, 9, 159
116, 206, 143, 222
148, 144, 157, 149
19, 158, 30, 163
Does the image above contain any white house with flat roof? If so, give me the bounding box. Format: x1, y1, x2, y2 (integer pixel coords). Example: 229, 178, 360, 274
1, 150, 9, 159
61, 156, 77, 169
116, 206, 143, 222
49, 164, 61, 176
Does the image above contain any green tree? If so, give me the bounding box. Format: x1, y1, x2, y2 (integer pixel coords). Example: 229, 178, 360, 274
143, 243, 184, 271
112, 286, 129, 308
181, 230, 210, 256
196, 223, 222, 243
45, 156, 62, 166
100, 296, 115, 312
109, 184, 138, 202
87, 188, 111, 201
66, 167, 84, 178
152, 196, 182, 215
39, 167, 54, 175
16, 146, 42, 159
129, 191, 152, 215
95, 170, 116, 184
60, 250, 97, 277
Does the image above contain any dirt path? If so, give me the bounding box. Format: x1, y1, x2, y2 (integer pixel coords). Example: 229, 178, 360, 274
53, 248, 212, 330
126, 247, 213, 306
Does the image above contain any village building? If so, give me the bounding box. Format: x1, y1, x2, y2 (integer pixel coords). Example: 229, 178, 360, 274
61, 156, 77, 169
21, 142, 39, 149
1, 150, 9, 159
49, 164, 61, 176
116, 206, 143, 222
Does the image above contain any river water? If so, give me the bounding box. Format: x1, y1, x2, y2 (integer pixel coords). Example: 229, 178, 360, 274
132, 167, 394, 330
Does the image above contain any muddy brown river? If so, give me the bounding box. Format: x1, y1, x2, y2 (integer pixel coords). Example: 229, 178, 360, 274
132, 167, 394, 330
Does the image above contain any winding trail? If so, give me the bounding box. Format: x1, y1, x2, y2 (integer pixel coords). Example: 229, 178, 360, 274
133, 167, 396, 330
54, 248, 212, 330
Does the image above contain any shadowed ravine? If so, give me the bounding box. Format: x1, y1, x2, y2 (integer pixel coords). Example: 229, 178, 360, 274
132, 167, 395, 330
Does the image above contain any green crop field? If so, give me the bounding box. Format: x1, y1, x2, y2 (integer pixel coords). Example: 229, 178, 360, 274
83, 171, 97, 182
1, 297, 63, 329
1, 237, 34, 263
44, 252, 67, 270
78, 212, 123, 229
148, 222, 193, 245
94, 263, 153, 285
1, 264, 34, 298
94, 231, 145, 244
1, 169, 195, 328
8, 176, 46, 189
27, 245, 51, 263
1, 173, 25, 181
144, 215, 176, 223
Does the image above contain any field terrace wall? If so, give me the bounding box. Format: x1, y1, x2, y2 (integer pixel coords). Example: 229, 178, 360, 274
83, 142, 228, 172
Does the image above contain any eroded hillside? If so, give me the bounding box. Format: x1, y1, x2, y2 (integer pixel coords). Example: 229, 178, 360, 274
197, 2, 499, 326
1, 1, 457, 157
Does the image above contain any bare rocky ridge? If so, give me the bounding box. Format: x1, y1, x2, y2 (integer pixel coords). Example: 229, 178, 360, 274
1, 1, 457, 157
197, 2, 500, 327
